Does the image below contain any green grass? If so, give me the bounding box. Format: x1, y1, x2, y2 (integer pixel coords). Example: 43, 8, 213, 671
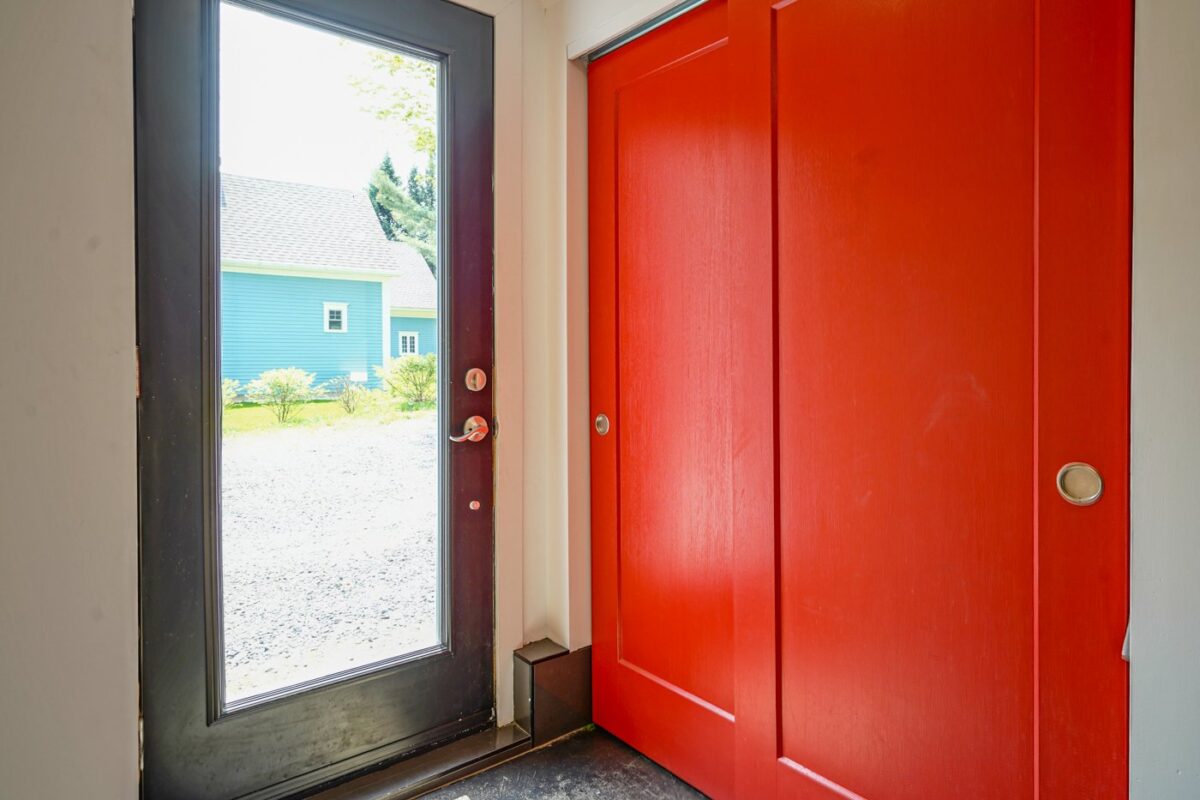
222, 393, 434, 435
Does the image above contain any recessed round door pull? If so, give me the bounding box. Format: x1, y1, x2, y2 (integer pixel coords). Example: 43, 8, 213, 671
1057, 462, 1103, 506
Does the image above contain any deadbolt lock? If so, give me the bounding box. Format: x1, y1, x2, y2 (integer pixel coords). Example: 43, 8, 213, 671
465, 368, 487, 392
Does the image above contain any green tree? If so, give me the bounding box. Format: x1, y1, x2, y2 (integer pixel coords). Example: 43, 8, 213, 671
368, 155, 402, 240
353, 52, 439, 275
376, 354, 437, 406
351, 52, 438, 160
369, 157, 437, 274
407, 162, 435, 210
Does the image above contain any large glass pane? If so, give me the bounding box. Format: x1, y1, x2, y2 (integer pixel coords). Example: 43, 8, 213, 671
218, 1, 441, 707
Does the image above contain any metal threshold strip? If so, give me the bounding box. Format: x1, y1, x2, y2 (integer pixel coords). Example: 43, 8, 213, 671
587, 0, 710, 62
309, 724, 532, 800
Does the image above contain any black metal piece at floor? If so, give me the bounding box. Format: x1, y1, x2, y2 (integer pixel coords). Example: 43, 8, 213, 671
513, 639, 592, 746
421, 728, 708, 800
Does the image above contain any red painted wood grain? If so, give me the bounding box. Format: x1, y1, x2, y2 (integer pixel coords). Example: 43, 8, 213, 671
589, 3, 737, 798
591, 1, 1130, 797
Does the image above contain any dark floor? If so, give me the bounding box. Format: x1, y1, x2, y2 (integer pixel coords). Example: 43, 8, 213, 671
422, 728, 707, 800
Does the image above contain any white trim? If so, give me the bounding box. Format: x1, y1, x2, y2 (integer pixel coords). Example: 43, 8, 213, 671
222, 259, 397, 283
323, 301, 348, 333
396, 330, 420, 357
489, 0, 523, 729
565, 0, 686, 60
389, 306, 437, 318
448, 0, 514, 17
382, 279, 393, 368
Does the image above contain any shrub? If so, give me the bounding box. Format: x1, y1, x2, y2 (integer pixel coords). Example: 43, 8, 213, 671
376, 354, 437, 406
221, 378, 241, 409
327, 375, 367, 415
245, 367, 316, 423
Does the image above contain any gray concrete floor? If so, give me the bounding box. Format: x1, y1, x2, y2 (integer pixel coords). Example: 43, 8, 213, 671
423, 728, 706, 800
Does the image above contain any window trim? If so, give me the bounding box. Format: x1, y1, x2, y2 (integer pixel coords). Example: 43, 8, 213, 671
324, 301, 349, 333
398, 330, 419, 355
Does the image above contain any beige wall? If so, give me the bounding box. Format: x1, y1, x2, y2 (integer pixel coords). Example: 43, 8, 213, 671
1130, 0, 1200, 796
0, 0, 139, 796
562, 0, 681, 58
521, 0, 592, 653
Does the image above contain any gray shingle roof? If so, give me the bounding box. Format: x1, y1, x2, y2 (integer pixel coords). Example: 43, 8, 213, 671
220, 173, 435, 311
388, 242, 437, 310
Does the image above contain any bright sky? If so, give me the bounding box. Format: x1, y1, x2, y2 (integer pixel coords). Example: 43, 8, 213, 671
219, 2, 432, 191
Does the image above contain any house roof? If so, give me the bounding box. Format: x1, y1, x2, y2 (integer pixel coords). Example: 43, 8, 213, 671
220, 173, 436, 311
388, 242, 438, 310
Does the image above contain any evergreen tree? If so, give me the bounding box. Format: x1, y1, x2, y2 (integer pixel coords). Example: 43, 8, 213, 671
368, 155, 437, 275
407, 163, 436, 211
368, 154, 402, 241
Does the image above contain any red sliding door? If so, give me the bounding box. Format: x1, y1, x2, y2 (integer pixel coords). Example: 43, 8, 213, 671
589, 1, 1131, 798
589, 4, 737, 796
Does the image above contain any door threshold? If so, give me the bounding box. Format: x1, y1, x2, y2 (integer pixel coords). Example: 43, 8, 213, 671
309, 724, 532, 800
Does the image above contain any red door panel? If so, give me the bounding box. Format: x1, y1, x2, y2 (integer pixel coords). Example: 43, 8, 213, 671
1036, 1, 1132, 793
616, 47, 735, 715
590, 0, 1130, 797
773, 1, 1036, 797
589, 4, 736, 797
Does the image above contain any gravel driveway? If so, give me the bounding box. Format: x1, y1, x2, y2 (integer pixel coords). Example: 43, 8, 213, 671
220, 411, 439, 702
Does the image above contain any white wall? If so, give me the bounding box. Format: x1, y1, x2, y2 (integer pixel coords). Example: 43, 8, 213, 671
0, 0, 139, 796
520, 0, 592, 653
562, 0, 680, 58
1130, 0, 1200, 796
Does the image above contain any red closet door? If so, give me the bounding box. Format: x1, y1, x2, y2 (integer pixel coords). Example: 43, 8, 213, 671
591, 0, 1130, 798
588, 3, 739, 797
740, 0, 1131, 798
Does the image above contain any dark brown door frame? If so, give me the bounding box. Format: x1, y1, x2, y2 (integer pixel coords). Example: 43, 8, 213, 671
135, 1, 494, 797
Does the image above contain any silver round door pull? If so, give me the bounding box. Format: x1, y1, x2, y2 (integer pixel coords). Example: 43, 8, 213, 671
1057, 462, 1103, 506
594, 413, 610, 436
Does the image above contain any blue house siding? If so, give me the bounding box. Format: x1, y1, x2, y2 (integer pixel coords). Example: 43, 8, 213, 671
390, 315, 438, 358
221, 270, 385, 389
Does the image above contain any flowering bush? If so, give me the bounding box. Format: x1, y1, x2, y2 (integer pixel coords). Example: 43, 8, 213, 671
245, 368, 316, 423
327, 375, 368, 414
221, 378, 241, 409
375, 354, 437, 406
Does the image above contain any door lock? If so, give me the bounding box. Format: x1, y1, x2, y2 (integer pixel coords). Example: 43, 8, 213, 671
465, 368, 487, 392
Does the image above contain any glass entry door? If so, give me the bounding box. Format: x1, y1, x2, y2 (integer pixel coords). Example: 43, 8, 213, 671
137, 0, 494, 797
217, 0, 447, 711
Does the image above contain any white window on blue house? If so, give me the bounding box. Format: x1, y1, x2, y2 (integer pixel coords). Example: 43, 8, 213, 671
398, 331, 419, 356
323, 302, 348, 332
